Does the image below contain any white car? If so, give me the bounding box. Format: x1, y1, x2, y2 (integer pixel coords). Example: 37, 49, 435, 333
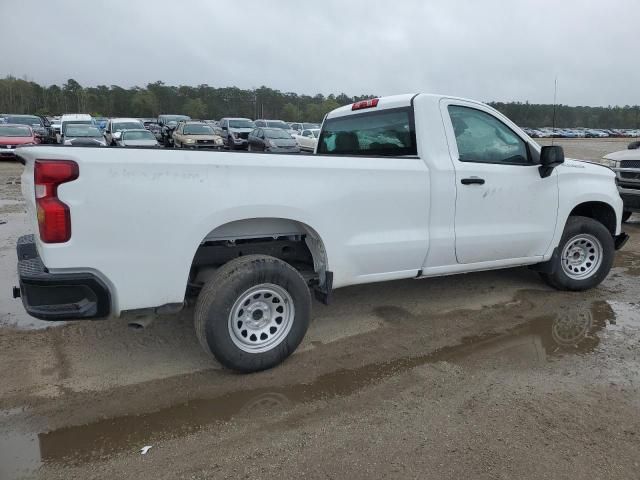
292, 128, 320, 151
104, 118, 145, 145
289, 122, 321, 135
116, 129, 160, 147
58, 114, 93, 143
14, 93, 627, 373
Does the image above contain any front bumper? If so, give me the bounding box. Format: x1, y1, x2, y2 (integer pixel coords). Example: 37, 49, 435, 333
13, 235, 111, 320
184, 142, 223, 149
267, 146, 301, 153
0, 147, 16, 158
618, 186, 640, 212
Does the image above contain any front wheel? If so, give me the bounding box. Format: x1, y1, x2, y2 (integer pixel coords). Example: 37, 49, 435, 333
194, 255, 311, 372
539, 216, 614, 291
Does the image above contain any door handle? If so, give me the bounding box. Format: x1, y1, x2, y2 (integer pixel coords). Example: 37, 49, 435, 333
461, 177, 485, 185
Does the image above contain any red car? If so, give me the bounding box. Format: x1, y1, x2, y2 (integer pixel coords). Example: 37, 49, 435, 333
0, 123, 39, 159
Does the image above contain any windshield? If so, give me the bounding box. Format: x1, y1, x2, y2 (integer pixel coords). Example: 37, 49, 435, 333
66, 125, 102, 137
264, 128, 293, 139
113, 121, 143, 132
266, 121, 290, 130
6, 116, 42, 127
123, 130, 156, 141
62, 120, 92, 133
229, 119, 255, 129
0, 125, 32, 137
160, 115, 190, 123
183, 124, 214, 135
303, 123, 320, 130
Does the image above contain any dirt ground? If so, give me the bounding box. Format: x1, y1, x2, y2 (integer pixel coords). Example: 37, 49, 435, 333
2, 139, 640, 480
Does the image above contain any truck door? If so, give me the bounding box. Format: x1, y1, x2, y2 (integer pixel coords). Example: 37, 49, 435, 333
442, 101, 559, 264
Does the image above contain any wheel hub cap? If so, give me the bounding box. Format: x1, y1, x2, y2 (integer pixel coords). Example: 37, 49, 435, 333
228, 284, 294, 353
561, 234, 603, 280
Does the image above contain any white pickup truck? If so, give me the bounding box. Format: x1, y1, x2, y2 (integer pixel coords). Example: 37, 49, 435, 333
13, 94, 628, 372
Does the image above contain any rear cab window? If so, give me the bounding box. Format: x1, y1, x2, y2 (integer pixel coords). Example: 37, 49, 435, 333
318, 107, 417, 156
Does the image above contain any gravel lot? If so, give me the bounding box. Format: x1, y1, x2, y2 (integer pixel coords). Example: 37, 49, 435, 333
2, 139, 640, 479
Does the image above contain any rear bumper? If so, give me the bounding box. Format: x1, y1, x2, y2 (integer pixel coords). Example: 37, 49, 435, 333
14, 235, 111, 320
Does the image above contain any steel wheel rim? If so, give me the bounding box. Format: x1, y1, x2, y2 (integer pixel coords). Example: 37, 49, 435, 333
561, 234, 603, 280
228, 283, 294, 353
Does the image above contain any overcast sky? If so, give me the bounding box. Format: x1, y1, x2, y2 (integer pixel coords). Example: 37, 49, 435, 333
2, 0, 638, 106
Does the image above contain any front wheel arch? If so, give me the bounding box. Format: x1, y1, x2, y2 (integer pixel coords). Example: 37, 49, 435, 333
568, 201, 617, 235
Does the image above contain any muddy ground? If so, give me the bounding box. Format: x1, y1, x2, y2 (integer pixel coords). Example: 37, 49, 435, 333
1, 139, 640, 479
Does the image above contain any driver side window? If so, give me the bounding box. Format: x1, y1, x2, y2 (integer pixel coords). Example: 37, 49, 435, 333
448, 105, 530, 165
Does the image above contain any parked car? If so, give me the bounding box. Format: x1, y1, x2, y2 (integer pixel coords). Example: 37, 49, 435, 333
143, 121, 163, 141
289, 122, 321, 134
59, 114, 93, 143
3, 114, 55, 144
13, 93, 627, 374
94, 117, 108, 131
116, 129, 160, 147
292, 128, 320, 151
157, 114, 191, 147
103, 118, 145, 145
247, 127, 300, 153
62, 125, 107, 146
254, 119, 295, 136
219, 117, 255, 150
0, 124, 37, 159
602, 148, 640, 221
172, 122, 223, 149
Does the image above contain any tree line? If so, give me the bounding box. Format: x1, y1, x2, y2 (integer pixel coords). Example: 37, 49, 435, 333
1, 75, 639, 128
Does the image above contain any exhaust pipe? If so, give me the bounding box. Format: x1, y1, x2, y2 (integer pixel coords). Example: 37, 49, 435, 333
127, 315, 154, 330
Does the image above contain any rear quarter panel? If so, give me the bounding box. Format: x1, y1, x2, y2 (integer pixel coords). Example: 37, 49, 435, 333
18, 147, 430, 314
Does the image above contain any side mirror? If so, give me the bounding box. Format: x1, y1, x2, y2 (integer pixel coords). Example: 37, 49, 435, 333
539, 145, 564, 178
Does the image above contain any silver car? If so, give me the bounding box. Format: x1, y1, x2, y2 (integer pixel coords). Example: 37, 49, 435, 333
116, 129, 160, 147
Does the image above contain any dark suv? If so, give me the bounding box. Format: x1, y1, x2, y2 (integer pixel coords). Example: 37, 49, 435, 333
157, 114, 191, 147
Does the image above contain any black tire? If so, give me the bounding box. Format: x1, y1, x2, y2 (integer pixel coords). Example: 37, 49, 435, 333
539, 216, 614, 291
622, 211, 633, 223
194, 255, 311, 373
628, 141, 640, 150
227, 137, 235, 150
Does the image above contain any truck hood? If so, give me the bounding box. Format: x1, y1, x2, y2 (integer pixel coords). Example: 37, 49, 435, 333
0, 136, 35, 145
558, 158, 615, 178
603, 149, 640, 161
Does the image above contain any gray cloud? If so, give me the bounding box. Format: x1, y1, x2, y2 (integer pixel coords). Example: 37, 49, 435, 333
2, 0, 639, 106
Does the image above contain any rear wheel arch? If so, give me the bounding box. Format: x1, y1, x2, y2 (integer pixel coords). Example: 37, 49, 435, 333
188, 217, 330, 293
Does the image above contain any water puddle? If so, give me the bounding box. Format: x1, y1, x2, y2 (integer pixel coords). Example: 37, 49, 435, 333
3, 299, 620, 473
613, 250, 640, 276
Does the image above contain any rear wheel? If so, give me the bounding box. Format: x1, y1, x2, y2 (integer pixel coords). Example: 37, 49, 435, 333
194, 255, 311, 372
539, 216, 614, 291
622, 211, 633, 223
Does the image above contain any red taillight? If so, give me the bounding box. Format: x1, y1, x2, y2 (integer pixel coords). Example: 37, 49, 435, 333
34, 160, 79, 243
351, 98, 379, 111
